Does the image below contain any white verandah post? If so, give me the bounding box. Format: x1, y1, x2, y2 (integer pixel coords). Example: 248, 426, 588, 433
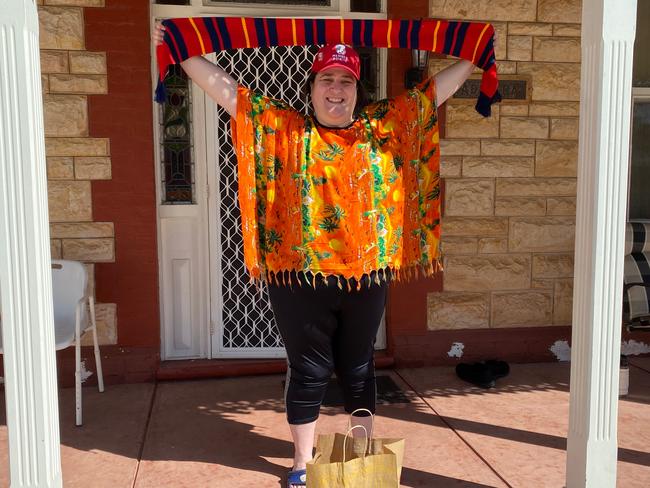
566, 0, 637, 486
0, 1, 63, 487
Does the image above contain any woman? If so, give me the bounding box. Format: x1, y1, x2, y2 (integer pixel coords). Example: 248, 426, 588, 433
154, 22, 473, 487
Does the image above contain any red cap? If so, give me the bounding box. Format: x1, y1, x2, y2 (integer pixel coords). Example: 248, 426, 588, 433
311, 44, 361, 80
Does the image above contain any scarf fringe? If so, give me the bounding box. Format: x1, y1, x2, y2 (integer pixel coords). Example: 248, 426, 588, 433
257, 260, 442, 290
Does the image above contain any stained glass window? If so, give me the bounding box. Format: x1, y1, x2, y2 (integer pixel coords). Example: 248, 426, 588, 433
159, 64, 195, 204
351, 0, 381, 13
204, 0, 330, 5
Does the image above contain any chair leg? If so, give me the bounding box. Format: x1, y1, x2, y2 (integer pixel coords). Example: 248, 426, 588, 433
89, 296, 104, 393
75, 303, 83, 426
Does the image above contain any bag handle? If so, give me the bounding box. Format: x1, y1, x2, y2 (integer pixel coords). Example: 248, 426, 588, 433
342, 425, 369, 464
347, 408, 375, 440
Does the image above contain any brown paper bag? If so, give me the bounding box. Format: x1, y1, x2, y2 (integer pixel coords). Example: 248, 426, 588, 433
306, 411, 405, 487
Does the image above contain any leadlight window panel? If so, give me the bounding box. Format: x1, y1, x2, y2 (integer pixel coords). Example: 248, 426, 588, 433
203, 0, 330, 5
159, 64, 195, 204
351, 0, 381, 13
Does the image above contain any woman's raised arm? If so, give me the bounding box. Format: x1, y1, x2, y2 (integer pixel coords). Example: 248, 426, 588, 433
433, 59, 474, 108
153, 22, 238, 117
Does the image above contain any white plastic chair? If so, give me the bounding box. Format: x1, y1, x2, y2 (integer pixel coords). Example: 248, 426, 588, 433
0, 260, 105, 425
52, 259, 105, 426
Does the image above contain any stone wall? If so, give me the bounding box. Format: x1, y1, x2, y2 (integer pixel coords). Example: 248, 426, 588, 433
428, 0, 581, 330
38, 0, 117, 345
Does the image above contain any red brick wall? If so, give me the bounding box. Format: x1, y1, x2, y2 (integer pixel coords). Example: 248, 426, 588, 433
85, 0, 160, 349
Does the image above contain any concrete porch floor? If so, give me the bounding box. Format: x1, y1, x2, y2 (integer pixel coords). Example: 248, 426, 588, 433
2, 359, 650, 487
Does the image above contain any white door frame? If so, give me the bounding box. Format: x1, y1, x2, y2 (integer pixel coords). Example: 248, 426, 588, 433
152, 1, 387, 360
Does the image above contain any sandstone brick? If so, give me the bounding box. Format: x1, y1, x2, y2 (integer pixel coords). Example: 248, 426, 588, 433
443, 254, 532, 291
429, 0, 537, 22
429, 59, 463, 75
51, 239, 62, 259
440, 139, 481, 156
499, 104, 528, 116
62, 238, 114, 262
38, 6, 84, 50
481, 140, 535, 156
427, 292, 489, 330
495, 196, 546, 216
42, 74, 49, 94
80, 303, 117, 348
440, 237, 478, 255
553, 24, 582, 37
45, 137, 109, 157
50, 222, 114, 238
529, 102, 580, 117
47, 156, 74, 179
40, 50, 68, 73
493, 22, 509, 60
440, 156, 462, 177
517, 63, 581, 101
445, 103, 500, 139
45, 1, 105, 7
546, 197, 576, 215
536, 140, 578, 177
49, 74, 108, 94
532, 278, 554, 289
69, 51, 107, 74
501, 117, 549, 139
507, 35, 532, 61
550, 118, 579, 140
43, 95, 87, 137
441, 217, 509, 237
48, 180, 92, 222
538, 0, 582, 23
445, 179, 495, 216
496, 177, 576, 197
491, 291, 553, 327
478, 237, 509, 254
554, 278, 574, 325
532, 253, 574, 278
508, 22, 553, 36
534, 37, 581, 62
75, 157, 111, 180
509, 216, 576, 252
497, 61, 518, 75
463, 156, 534, 177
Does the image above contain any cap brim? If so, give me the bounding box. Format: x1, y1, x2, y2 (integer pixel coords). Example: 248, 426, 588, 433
314, 63, 360, 80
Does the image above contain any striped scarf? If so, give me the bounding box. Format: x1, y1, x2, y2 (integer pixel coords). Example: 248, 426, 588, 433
156, 17, 501, 116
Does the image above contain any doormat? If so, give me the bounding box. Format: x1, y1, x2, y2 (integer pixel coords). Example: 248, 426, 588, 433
322, 374, 411, 406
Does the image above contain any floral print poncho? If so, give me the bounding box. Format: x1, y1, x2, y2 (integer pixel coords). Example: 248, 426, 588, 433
232, 77, 441, 286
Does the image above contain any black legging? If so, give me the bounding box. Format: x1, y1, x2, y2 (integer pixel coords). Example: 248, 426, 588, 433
268, 272, 388, 425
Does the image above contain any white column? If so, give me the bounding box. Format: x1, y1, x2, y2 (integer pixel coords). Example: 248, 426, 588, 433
0, 1, 63, 487
566, 0, 637, 486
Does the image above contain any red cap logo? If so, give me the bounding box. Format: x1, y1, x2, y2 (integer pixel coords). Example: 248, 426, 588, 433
311, 44, 361, 80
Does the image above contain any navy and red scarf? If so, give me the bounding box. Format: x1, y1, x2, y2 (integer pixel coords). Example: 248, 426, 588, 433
156, 17, 501, 116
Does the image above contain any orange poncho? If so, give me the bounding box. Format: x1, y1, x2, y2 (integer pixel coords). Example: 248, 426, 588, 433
233, 78, 441, 285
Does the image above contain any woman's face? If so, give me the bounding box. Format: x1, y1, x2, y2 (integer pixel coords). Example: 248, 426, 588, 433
310, 67, 358, 127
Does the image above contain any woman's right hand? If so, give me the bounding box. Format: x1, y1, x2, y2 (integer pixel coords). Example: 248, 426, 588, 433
152, 21, 165, 47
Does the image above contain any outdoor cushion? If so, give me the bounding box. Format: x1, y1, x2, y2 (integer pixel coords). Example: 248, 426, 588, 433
623, 221, 650, 322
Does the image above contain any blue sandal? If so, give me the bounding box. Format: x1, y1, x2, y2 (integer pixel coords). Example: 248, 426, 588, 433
287, 468, 306, 487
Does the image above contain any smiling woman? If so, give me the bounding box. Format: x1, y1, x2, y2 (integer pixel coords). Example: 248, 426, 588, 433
309, 45, 360, 127
152, 16, 484, 488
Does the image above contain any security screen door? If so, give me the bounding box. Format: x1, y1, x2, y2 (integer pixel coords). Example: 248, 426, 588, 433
209, 45, 382, 358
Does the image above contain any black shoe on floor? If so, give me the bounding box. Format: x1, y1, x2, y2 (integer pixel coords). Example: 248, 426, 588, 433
485, 359, 510, 379
455, 360, 510, 389
455, 362, 496, 389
